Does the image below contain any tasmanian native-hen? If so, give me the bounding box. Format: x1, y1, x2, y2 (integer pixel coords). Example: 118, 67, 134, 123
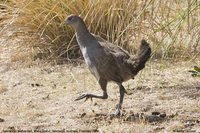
65, 14, 151, 116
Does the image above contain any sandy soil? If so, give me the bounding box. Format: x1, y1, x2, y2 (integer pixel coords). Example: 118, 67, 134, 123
0, 59, 199, 133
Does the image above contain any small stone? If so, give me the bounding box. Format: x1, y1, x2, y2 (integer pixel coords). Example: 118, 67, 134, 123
145, 115, 163, 123
31, 83, 34, 87
80, 112, 86, 118
159, 113, 166, 118
31, 83, 42, 87
152, 111, 160, 115
35, 83, 41, 87
0, 118, 5, 122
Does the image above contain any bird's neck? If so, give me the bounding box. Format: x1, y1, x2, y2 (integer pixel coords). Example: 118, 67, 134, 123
75, 22, 95, 47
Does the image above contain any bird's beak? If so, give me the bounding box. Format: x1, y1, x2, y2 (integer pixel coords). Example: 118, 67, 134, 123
59, 19, 68, 27
64, 18, 69, 25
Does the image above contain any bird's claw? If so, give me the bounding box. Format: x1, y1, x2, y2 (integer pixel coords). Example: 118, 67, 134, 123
75, 93, 93, 102
84, 96, 93, 102
109, 104, 121, 117
109, 109, 121, 118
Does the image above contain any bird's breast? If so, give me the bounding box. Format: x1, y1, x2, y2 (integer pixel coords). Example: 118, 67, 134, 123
81, 47, 101, 80
81, 47, 91, 66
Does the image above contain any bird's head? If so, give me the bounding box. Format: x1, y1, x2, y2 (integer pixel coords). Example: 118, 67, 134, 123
65, 14, 82, 28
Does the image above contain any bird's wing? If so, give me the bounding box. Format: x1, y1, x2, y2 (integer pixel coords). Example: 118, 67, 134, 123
92, 34, 130, 58
92, 34, 136, 81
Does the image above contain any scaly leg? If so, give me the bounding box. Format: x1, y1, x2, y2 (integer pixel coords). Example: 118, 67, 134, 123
75, 78, 108, 101
112, 84, 126, 116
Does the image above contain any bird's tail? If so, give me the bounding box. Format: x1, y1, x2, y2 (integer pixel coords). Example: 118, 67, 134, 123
134, 39, 151, 72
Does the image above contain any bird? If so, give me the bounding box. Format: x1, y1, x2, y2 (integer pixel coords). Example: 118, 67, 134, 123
65, 14, 151, 116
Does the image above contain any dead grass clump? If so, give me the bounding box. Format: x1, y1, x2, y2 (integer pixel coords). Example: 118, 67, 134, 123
6, 0, 200, 63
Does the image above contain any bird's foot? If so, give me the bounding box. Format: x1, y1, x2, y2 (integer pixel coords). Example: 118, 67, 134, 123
109, 109, 121, 118
109, 104, 122, 117
75, 93, 94, 101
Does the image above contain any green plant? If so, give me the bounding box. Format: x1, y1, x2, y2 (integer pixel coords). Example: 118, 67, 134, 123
188, 66, 200, 77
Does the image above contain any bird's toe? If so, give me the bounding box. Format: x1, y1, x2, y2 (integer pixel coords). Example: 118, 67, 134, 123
109, 109, 121, 118
75, 93, 87, 101
75, 93, 93, 101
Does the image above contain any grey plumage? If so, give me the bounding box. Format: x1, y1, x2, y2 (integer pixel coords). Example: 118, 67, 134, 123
65, 14, 151, 115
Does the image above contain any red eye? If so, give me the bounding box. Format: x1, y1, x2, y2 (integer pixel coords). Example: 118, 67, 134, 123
68, 16, 73, 21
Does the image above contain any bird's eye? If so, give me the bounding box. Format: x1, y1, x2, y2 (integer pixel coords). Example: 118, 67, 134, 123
68, 16, 73, 21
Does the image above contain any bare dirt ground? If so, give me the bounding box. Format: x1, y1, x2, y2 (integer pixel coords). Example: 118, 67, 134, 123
0, 49, 200, 133
0, 10, 200, 133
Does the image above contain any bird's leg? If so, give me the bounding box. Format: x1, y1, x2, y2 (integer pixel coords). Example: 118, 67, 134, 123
75, 78, 108, 101
112, 84, 126, 116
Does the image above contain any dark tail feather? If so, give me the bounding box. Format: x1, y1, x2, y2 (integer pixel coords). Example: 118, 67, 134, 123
135, 39, 151, 72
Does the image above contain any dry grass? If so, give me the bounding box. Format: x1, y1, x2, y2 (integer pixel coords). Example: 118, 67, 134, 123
2, 0, 200, 63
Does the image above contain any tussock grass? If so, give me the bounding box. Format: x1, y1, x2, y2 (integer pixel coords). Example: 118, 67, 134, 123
5, 0, 200, 63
